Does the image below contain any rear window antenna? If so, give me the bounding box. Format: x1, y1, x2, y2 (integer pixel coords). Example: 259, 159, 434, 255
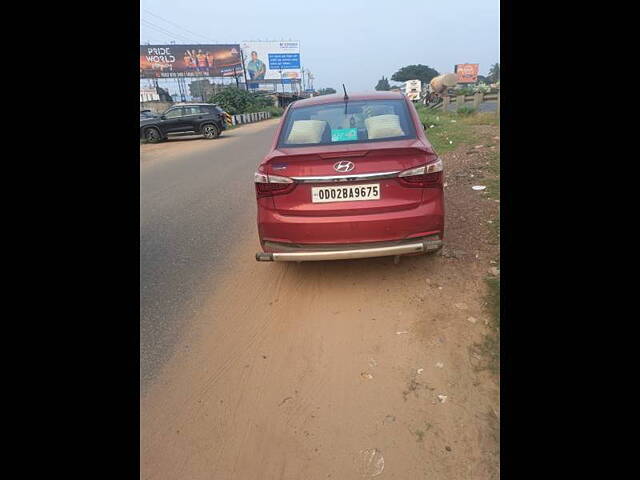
343, 84, 349, 114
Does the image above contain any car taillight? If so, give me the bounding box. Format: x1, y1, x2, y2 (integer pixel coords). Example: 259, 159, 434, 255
254, 172, 296, 197
398, 158, 443, 188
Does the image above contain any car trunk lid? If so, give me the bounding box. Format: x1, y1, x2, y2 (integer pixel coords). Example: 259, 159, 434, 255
264, 139, 436, 216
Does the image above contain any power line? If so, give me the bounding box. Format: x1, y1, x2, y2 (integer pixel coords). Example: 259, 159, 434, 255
140, 19, 193, 43
142, 9, 217, 43
140, 19, 192, 42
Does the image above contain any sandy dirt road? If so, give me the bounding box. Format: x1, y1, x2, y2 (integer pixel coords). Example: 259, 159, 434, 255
141, 120, 500, 479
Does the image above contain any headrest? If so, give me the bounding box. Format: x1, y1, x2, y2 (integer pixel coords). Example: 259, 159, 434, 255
365, 114, 404, 140
286, 120, 327, 144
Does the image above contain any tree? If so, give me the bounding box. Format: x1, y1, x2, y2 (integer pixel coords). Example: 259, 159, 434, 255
374, 76, 391, 91
487, 63, 500, 83
316, 88, 337, 96
391, 64, 439, 84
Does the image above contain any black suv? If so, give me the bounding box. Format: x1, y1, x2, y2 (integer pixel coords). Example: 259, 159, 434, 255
140, 103, 230, 143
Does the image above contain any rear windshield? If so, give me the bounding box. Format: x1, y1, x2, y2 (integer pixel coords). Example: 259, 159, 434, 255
278, 99, 416, 148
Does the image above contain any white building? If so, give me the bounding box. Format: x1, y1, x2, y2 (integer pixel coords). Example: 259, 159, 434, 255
140, 88, 160, 103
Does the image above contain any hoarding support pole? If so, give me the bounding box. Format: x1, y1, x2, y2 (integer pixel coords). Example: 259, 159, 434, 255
239, 49, 249, 91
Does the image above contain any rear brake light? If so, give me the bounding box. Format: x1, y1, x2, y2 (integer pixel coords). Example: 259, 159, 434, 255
398, 158, 443, 187
254, 172, 296, 197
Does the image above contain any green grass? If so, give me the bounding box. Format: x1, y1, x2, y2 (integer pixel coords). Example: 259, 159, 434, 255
415, 104, 497, 154
456, 106, 477, 115
459, 112, 499, 127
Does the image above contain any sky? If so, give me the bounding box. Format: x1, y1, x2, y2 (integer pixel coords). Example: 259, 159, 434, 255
140, 0, 499, 95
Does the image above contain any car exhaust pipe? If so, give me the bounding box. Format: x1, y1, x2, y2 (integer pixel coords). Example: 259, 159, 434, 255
255, 252, 274, 262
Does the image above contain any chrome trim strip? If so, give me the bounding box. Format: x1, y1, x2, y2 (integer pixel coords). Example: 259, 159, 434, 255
290, 171, 401, 183
270, 242, 425, 261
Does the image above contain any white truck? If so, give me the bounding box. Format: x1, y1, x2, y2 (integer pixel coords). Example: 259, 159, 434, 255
403, 79, 422, 102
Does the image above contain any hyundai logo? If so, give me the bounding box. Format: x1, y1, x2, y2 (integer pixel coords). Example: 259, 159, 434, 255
333, 161, 355, 173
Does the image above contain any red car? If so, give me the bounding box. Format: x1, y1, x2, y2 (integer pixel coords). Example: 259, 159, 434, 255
254, 91, 444, 262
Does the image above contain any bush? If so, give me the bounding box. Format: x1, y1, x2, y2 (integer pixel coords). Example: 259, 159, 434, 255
264, 105, 284, 117
209, 87, 275, 115
456, 106, 477, 115
247, 94, 275, 112
454, 87, 475, 96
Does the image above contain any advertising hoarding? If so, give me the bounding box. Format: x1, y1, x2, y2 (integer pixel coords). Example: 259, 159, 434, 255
240, 41, 301, 86
404, 79, 422, 101
140, 44, 242, 78
455, 64, 480, 83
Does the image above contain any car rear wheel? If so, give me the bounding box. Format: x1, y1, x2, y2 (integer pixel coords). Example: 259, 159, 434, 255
202, 124, 220, 139
144, 127, 162, 143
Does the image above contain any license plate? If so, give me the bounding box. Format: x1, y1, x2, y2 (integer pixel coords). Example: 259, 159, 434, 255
311, 183, 380, 203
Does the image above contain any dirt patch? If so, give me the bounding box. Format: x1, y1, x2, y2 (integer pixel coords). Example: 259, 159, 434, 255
140, 123, 500, 479
441, 127, 500, 262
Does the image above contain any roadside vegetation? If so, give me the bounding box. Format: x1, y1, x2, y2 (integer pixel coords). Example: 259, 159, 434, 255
415, 104, 499, 154
481, 147, 500, 375
210, 87, 284, 116
416, 103, 500, 375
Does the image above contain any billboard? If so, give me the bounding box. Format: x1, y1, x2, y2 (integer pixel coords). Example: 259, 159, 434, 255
240, 41, 301, 86
140, 44, 242, 78
455, 64, 479, 83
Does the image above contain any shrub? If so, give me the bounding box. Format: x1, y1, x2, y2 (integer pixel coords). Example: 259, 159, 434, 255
248, 94, 275, 111
209, 87, 276, 115
264, 105, 284, 117
456, 106, 477, 115
454, 87, 475, 96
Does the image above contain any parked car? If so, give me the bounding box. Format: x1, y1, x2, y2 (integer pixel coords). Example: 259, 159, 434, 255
254, 91, 444, 262
140, 103, 230, 142
139, 109, 157, 120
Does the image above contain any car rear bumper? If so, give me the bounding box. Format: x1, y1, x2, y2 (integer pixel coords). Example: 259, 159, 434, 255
258, 197, 444, 246
255, 235, 442, 262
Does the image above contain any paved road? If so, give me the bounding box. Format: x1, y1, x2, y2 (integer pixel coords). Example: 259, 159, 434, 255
140, 120, 279, 389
